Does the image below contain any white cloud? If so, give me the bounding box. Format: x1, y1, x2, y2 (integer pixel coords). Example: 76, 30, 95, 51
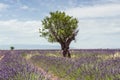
71, 19, 120, 48
65, 3, 120, 18
20, 5, 29, 10
0, 20, 47, 44
79, 19, 120, 34
5, 20, 41, 34
0, 19, 120, 48
0, 3, 8, 11
65, 3, 120, 48
20, 5, 36, 11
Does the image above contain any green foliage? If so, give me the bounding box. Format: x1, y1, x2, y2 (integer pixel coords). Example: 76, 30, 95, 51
21, 51, 120, 80
40, 11, 79, 43
10, 46, 14, 50
10, 72, 43, 80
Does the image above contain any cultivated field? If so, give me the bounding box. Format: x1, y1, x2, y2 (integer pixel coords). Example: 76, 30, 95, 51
0, 49, 120, 80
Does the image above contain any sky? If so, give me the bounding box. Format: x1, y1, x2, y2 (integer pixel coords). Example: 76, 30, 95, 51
0, 0, 120, 49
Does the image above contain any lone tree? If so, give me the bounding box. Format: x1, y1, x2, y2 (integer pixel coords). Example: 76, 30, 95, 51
10, 46, 14, 50
39, 11, 79, 58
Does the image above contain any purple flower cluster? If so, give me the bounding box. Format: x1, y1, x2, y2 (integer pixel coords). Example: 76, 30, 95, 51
0, 49, 120, 80
30, 49, 120, 80
0, 52, 48, 80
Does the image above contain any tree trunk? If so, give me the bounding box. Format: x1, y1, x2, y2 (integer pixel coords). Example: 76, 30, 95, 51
62, 47, 71, 58
67, 50, 71, 58
60, 42, 71, 58
62, 49, 67, 57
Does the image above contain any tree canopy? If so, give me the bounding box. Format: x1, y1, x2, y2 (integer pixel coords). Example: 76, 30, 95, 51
39, 11, 79, 58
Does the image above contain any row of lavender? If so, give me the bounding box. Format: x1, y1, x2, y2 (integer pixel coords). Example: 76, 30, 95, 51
29, 50, 120, 80
0, 49, 120, 80
0, 49, 120, 54
0, 52, 49, 80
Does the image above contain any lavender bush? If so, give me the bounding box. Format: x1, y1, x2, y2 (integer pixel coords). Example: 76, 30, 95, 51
0, 52, 48, 80
29, 49, 120, 80
0, 49, 120, 80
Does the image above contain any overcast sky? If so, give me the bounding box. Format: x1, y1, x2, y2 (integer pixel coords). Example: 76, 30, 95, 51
0, 0, 120, 49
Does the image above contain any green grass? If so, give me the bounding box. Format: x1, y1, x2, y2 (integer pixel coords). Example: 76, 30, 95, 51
21, 52, 120, 80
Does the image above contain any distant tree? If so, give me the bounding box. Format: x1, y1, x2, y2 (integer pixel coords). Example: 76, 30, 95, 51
10, 46, 14, 50
39, 11, 79, 58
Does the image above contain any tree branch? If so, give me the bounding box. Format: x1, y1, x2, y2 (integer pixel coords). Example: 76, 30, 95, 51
67, 30, 79, 45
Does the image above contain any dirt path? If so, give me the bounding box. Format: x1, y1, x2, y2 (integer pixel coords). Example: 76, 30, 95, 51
24, 54, 61, 80
0, 53, 60, 80
0, 54, 60, 80
34, 65, 60, 80
25, 57, 60, 80
0, 55, 4, 61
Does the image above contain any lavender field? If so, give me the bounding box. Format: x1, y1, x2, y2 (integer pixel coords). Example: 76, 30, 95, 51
0, 49, 120, 80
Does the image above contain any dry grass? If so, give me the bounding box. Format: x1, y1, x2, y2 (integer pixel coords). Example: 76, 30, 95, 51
97, 52, 120, 60
0, 55, 4, 61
